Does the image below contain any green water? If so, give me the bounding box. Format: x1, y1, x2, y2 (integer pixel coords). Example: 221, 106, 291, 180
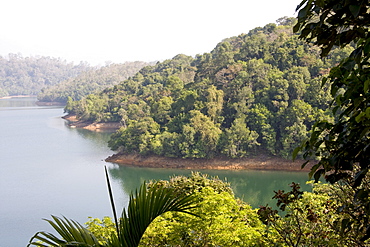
107, 164, 311, 208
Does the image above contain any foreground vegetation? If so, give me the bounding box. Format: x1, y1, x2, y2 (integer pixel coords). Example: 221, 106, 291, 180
28, 169, 197, 247
28, 172, 370, 246
294, 0, 370, 243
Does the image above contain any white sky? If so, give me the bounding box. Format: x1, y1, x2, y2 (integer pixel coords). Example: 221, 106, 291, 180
0, 0, 300, 66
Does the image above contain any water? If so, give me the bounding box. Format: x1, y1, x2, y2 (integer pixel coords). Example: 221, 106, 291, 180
0, 97, 311, 247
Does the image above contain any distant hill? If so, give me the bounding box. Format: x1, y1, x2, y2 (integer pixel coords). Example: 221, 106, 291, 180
37, 61, 152, 103
64, 17, 353, 160
0, 54, 90, 97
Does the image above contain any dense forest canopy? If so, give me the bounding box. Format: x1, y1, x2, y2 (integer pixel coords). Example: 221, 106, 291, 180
65, 17, 351, 159
0, 54, 90, 97
37, 61, 152, 103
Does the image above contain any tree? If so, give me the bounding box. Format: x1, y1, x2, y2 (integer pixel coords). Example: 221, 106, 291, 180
180, 110, 222, 158
220, 116, 259, 158
258, 182, 366, 246
87, 172, 268, 247
247, 104, 277, 155
204, 85, 224, 123
108, 117, 160, 154
150, 96, 173, 125
28, 181, 196, 247
294, 0, 370, 242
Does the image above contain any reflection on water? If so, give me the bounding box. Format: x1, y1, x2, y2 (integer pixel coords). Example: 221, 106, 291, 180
0, 97, 62, 111
0, 97, 38, 107
69, 127, 114, 147
107, 164, 312, 209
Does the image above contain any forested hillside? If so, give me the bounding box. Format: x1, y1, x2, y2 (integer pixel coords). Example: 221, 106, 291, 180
37, 61, 152, 103
0, 54, 90, 97
65, 17, 352, 159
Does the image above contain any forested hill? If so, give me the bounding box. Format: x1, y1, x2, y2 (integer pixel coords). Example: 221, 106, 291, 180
65, 17, 352, 159
0, 54, 90, 97
37, 61, 152, 103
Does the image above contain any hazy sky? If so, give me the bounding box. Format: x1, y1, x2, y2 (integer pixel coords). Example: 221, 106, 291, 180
1, 0, 300, 66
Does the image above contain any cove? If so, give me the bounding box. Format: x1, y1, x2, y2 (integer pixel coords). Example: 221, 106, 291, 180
0, 97, 311, 247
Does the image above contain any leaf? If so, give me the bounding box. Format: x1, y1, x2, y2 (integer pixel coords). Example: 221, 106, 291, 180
292, 145, 301, 161
364, 40, 370, 54
298, 4, 310, 19
364, 79, 370, 93
349, 5, 361, 18
342, 59, 356, 71
355, 112, 365, 123
296, 0, 309, 12
354, 170, 368, 188
301, 160, 310, 169
28, 216, 101, 247
116, 182, 198, 247
105, 166, 120, 239
321, 76, 328, 87
314, 169, 325, 182
354, 188, 368, 201
308, 163, 321, 179
366, 107, 370, 118
293, 22, 301, 33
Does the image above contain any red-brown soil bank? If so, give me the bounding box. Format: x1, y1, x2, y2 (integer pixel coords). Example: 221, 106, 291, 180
105, 153, 314, 172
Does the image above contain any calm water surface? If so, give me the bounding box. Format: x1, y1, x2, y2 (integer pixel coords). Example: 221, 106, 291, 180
0, 97, 311, 247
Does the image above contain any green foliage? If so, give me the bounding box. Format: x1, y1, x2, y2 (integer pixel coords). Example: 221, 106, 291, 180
108, 117, 160, 153
86, 172, 268, 247
180, 110, 222, 158
115, 182, 197, 247
65, 18, 346, 159
28, 216, 102, 247
150, 171, 234, 196
258, 181, 370, 246
28, 182, 197, 247
293, 0, 370, 243
85, 217, 116, 244
141, 187, 266, 247
220, 116, 259, 158
29, 171, 370, 246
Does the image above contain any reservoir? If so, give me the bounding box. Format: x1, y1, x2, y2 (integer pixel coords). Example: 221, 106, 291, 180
0, 97, 311, 247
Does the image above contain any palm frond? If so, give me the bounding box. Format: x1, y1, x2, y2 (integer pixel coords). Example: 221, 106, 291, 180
114, 182, 197, 247
28, 169, 198, 247
27, 216, 103, 247
105, 166, 120, 239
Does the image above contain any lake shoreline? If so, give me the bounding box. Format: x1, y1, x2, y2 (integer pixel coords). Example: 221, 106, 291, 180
63, 114, 314, 172
62, 114, 122, 131
106, 153, 314, 172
